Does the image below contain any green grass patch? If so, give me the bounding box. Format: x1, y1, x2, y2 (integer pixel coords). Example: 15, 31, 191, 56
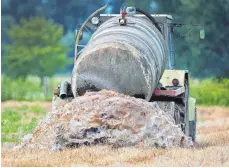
2, 75, 229, 106
190, 78, 229, 106
1, 75, 68, 101
30, 105, 47, 114
1, 105, 46, 143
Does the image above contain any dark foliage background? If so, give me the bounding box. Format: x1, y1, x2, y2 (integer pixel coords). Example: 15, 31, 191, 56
2, 0, 229, 78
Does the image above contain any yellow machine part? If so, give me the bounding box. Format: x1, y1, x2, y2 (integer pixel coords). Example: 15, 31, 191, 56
159, 69, 196, 122
159, 69, 188, 87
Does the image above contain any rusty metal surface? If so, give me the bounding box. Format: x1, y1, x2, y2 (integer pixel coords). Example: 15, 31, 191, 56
72, 15, 168, 100
154, 87, 185, 96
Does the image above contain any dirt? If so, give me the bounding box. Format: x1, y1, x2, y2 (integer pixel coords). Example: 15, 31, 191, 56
1, 97, 229, 166
1, 100, 52, 112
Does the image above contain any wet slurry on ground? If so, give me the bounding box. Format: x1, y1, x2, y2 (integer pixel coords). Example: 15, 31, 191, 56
15, 90, 192, 151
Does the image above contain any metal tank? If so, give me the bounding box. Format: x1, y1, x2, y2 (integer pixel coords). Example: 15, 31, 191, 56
71, 15, 168, 101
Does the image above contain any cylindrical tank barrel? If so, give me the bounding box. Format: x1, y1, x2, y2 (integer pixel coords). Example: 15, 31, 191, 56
71, 16, 168, 101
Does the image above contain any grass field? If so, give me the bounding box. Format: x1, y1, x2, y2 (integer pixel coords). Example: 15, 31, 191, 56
1, 101, 229, 166
2, 76, 229, 106
1, 102, 48, 143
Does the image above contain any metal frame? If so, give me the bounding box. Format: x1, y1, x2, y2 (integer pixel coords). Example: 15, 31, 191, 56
154, 86, 185, 97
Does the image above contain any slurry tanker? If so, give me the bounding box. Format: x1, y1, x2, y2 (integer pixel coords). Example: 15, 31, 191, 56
53, 6, 200, 141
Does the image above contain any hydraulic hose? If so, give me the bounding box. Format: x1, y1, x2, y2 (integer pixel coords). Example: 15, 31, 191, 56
135, 7, 162, 33
74, 5, 108, 61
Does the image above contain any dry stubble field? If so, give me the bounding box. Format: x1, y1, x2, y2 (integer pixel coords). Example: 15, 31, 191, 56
1, 101, 229, 166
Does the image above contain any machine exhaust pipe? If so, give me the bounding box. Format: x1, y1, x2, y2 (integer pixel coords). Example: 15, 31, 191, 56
59, 81, 69, 99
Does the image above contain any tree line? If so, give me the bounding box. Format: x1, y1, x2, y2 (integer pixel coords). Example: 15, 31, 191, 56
2, 0, 229, 79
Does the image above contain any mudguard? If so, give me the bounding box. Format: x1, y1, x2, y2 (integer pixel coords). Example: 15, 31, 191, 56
189, 97, 196, 121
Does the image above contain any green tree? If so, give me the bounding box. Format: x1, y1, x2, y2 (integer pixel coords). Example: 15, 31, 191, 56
126, 0, 229, 78
2, 16, 70, 80
176, 0, 229, 78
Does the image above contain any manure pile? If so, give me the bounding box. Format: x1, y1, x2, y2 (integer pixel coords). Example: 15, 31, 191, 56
18, 90, 192, 151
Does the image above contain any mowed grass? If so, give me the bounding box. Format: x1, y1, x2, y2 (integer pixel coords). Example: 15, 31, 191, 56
1, 102, 229, 166
2, 145, 229, 167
